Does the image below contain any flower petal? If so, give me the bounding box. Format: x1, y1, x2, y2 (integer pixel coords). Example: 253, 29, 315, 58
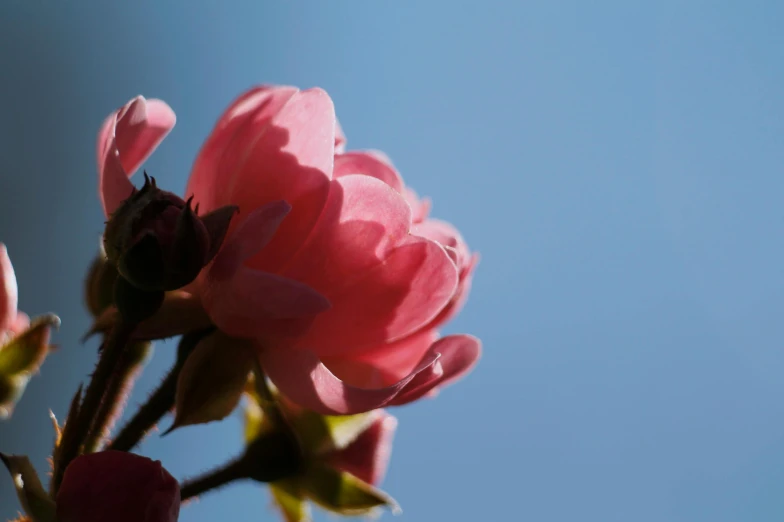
0, 244, 18, 333
227, 88, 336, 273
202, 266, 330, 340
333, 152, 404, 193
98, 97, 175, 216
387, 334, 481, 406
281, 175, 412, 294
412, 218, 470, 269
259, 346, 441, 415
208, 200, 292, 281
292, 236, 458, 357
186, 86, 299, 213
334, 118, 347, 154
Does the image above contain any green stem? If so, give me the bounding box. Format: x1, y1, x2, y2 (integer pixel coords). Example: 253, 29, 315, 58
179, 457, 248, 501
51, 318, 137, 493
83, 341, 151, 453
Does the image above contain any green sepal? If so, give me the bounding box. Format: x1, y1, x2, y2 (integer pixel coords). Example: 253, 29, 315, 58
0, 454, 56, 522
302, 463, 399, 517
270, 478, 311, 522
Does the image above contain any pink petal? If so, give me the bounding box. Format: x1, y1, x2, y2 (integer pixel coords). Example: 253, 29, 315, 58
186, 86, 299, 214
334, 118, 347, 154
201, 265, 330, 341
226, 88, 336, 273
10, 312, 30, 336
98, 97, 176, 216
329, 411, 397, 486
281, 175, 412, 293
412, 219, 470, 270
427, 252, 479, 329
291, 235, 459, 357
0, 244, 18, 333
208, 200, 292, 281
259, 345, 441, 415
323, 329, 439, 387
388, 334, 482, 406
333, 151, 404, 193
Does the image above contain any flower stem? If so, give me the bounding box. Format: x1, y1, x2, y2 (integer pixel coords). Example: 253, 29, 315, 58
107, 329, 211, 452
83, 341, 151, 453
180, 458, 248, 501
51, 318, 137, 493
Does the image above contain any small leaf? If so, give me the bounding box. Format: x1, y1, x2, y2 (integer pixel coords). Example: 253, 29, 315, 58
169, 331, 255, 431
0, 314, 59, 376
302, 463, 399, 517
270, 478, 311, 522
0, 454, 56, 522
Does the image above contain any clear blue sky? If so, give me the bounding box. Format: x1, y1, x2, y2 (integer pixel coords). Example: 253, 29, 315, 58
2, 2, 784, 521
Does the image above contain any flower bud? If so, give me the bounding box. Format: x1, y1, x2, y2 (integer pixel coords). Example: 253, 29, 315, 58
103, 173, 237, 292
56, 451, 180, 522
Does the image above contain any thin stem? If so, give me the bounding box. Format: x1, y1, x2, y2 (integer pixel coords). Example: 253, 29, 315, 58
108, 329, 210, 452
180, 458, 248, 501
51, 318, 137, 493
83, 341, 151, 453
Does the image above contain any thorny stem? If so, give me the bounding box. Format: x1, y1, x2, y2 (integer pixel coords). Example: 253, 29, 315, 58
51, 318, 137, 493
179, 458, 249, 501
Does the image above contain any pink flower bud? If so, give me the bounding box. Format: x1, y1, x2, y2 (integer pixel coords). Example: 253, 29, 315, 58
56, 451, 180, 522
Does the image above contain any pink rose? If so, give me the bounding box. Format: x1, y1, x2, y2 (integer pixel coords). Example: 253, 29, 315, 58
97, 86, 481, 415
56, 451, 180, 522
0, 244, 31, 339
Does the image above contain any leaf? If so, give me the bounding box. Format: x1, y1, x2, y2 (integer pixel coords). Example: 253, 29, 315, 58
0, 314, 59, 376
270, 479, 311, 522
169, 331, 255, 432
0, 454, 56, 522
302, 463, 399, 517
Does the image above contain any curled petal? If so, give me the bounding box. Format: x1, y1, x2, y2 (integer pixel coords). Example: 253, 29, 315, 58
388, 334, 481, 406
333, 152, 404, 193
98, 97, 176, 216
259, 345, 441, 415
0, 244, 18, 333
412, 219, 470, 270
202, 266, 330, 340
293, 236, 458, 357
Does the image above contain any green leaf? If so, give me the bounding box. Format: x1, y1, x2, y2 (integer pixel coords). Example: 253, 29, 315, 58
0, 454, 56, 522
270, 479, 311, 522
0, 314, 59, 376
302, 463, 399, 517
169, 331, 255, 432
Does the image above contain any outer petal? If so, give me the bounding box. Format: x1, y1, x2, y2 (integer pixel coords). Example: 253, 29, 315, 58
329, 411, 397, 486
388, 334, 481, 406
259, 345, 441, 415
0, 244, 18, 333
227, 88, 336, 273
292, 236, 458, 357
202, 265, 330, 341
333, 152, 404, 193
322, 329, 439, 387
186, 86, 299, 214
412, 219, 470, 269
98, 97, 176, 216
334, 118, 347, 154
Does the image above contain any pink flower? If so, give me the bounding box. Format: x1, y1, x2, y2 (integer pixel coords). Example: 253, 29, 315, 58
0, 244, 31, 340
56, 451, 180, 522
97, 87, 481, 415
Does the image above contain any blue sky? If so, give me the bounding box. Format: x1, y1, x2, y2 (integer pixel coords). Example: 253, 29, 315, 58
1, 2, 784, 521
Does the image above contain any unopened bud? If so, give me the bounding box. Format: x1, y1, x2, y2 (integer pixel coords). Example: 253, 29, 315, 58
103, 173, 237, 292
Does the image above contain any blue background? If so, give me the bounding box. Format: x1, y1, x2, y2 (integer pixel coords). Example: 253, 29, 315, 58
2, 2, 784, 521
